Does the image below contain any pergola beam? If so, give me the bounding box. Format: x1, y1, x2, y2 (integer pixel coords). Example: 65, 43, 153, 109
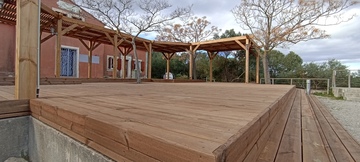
40, 3, 59, 17
105, 32, 114, 45
40, 20, 55, 31
41, 34, 54, 44
235, 40, 246, 50
192, 36, 248, 45
60, 24, 78, 36
66, 26, 89, 37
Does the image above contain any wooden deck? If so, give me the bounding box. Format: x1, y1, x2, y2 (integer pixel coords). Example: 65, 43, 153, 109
1, 83, 359, 161
0, 83, 293, 161
0, 77, 205, 86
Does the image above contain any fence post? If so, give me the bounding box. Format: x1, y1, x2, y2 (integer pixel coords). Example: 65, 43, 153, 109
272, 78, 274, 85
348, 70, 351, 88
290, 78, 293, 85
327, 79, 330, 95
306, 79, 311, 95
332, 70, 336, 88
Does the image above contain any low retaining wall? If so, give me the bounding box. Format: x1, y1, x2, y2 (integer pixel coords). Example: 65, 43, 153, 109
0, 116, 29, 162
333, 87, 360, 101
0, 116, 113, 162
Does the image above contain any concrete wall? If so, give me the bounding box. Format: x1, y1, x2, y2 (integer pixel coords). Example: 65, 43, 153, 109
0, 116, 113, 162
0, 117, 29, 162
29, 118, 113, 162
333, 87, 360, 101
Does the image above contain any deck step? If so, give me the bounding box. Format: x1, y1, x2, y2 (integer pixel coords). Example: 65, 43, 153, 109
309, 95, 360, 162
301, 91, 329, 162
255, 89, 298, 162
256, 89, 360, 162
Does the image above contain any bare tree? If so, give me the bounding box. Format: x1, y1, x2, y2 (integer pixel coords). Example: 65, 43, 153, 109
74, 0, 191, 83
232, 0, 357, 84
156, 16, 220, 79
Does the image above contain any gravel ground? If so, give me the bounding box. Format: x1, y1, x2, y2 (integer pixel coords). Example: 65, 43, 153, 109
316, 96, 360, 144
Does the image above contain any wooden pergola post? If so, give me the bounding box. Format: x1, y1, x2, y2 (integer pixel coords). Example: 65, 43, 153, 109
162, 52, 175, 79
188, 46, 193, 80
113, 35, 118, 78
15, 0, 39, 99
207, 51, 218, 82
55, 18, 62, 78
79, 39, 101, 78
245, 39, 250, 83
88, 43, 93, 78
143, 42, 153, 79
104, 33, 123, 78
235, 39, 250, 83
121, 52, 126, 79
119, 47, 133, 79
54, 18, 79, 78
186, 45, 200, 80
256, 53, 260, 84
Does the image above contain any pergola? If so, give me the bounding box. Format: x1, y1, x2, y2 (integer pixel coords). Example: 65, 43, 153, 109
0, 0, 260, 99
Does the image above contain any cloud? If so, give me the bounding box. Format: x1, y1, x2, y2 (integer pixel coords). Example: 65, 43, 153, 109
278, 7, 360, 69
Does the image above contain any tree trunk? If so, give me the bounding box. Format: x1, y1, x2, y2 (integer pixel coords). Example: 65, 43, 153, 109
262, 50, 271, 84
132, 39, 141, 84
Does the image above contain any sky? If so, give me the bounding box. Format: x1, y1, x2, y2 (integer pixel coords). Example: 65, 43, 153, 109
141, 0, 360, 70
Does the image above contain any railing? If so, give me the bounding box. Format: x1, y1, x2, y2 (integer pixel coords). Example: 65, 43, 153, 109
332, 69, 360, 88
260, 78, 330, 94
205, 77, 216, 82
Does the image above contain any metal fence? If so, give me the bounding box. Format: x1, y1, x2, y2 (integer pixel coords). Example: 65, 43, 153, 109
260, 78, 330, 94
332, 69, 360, 88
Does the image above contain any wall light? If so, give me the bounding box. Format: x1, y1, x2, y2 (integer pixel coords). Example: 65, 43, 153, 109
50, 26, 57, 35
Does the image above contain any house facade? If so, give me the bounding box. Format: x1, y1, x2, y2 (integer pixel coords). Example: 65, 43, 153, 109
0, 0, 147, 78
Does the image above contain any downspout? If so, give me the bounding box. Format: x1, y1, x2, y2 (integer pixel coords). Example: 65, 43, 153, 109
36, 0, 41, 98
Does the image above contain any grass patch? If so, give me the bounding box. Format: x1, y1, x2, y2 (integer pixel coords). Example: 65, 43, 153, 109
313, 92, 344, 100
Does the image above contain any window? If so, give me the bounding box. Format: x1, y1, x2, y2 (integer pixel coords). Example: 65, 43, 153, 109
107, 55, 121, 71
107, 56, 114, 71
